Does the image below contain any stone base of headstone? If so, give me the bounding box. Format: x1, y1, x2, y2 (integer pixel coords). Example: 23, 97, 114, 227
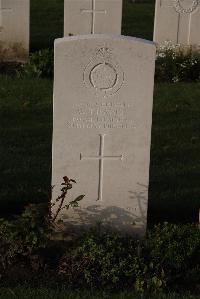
50, 220, 144, 241
0, 41, 28, 62
0, 0, 30, 62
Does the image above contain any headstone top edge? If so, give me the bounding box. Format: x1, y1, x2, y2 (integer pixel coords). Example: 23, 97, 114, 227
54, 34, 156, 48
65, 0, 122, 2
1, 0, 29, 3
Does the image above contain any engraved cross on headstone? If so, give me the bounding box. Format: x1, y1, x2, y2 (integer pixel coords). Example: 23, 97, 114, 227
160, 0, 199, 44
80, 134, 123, 201
80, 0, 107, 34
0, 0, 12, 33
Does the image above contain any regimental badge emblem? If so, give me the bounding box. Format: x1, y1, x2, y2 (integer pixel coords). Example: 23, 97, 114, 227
83, 47, 124, 97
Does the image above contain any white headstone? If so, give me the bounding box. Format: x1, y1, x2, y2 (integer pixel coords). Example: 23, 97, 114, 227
64, 0, 123, 35
0, 0, 29, 61
52, 35, 156, 237
154, 0, 200, 45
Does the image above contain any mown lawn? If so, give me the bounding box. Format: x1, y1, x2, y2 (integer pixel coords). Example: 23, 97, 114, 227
30, 0, 155, 51
122, 0, 155, 39
0, 76, 52, 215
0, 288, 199, 299
0, 76, 199, 223
149, 83, 200, 224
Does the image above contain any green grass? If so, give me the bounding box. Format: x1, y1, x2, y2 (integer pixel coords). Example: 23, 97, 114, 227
0, 288, 199, 299
0, 76, 199, 223
30, 0, 155, 51
122, 0, 155, 40
30, 0, 64, 51
0, 76, 52, 215
149, 83, 200, 224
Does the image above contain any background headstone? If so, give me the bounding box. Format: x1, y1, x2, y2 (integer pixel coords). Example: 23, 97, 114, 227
64, 0, 123, 36
52, 35, 156, 237
0, 0, 29, 61
154, 0, 200, 45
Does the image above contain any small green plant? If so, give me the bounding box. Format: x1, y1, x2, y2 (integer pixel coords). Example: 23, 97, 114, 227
145, 223, 200, 291
156, 41, 200, 82
0, 176, 84, 273
58, 230, 166, 292
22, 48, 53, 78
51, 176, 85, 222
58, 232, 141, 289
58, 224, 200, 293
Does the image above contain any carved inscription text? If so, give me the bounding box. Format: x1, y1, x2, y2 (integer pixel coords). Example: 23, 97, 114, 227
67, 102, 135, 129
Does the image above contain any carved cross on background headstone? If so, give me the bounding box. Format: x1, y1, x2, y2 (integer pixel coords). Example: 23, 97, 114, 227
81, 0, 107, 34
80, 134, 123, 201
160, 0, 199, 44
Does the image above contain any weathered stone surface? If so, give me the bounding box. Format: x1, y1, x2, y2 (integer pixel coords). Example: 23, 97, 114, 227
52, 35, 156, 237
0, 0, 29, 61
154, 0, 200, 45
64, 0, 122, 35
